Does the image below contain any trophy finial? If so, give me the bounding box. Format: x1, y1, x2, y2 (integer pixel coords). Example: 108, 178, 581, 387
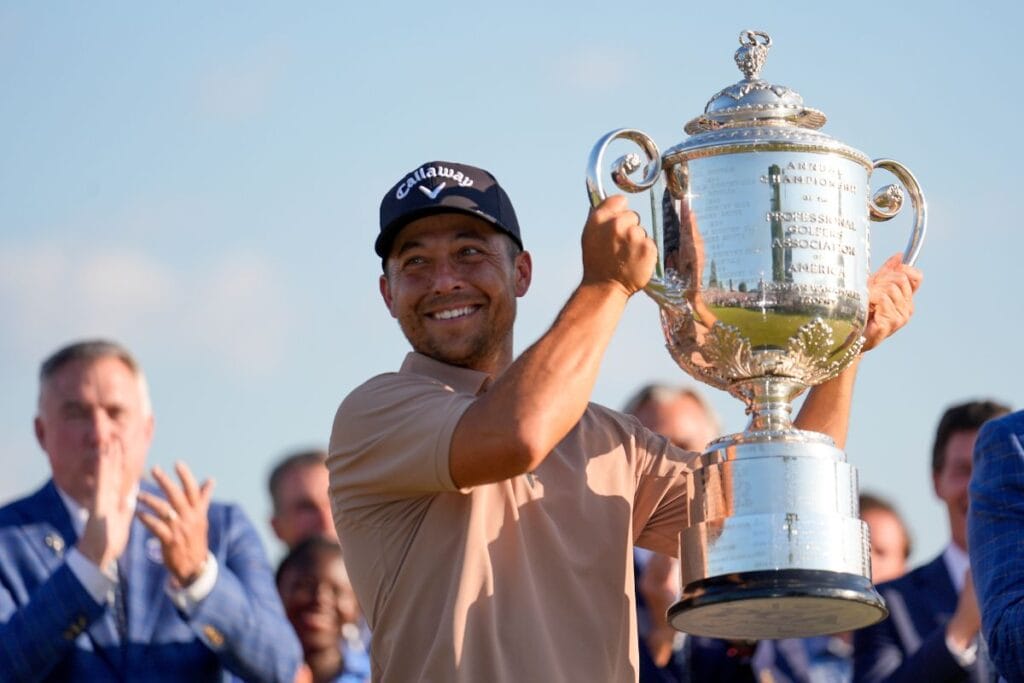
735, 30, 771, 80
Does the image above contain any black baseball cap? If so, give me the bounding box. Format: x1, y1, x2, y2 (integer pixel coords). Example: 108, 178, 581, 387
376, 161, 522, 262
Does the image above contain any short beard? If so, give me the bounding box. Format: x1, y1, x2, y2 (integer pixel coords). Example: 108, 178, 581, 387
405, 325, 504, 370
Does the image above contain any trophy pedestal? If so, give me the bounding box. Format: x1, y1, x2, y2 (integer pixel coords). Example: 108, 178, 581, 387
667, 435, 888, 639
668, 569, 886, 639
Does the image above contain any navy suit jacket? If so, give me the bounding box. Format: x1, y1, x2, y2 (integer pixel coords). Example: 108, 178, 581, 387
753, 635, 852, 683
970, 410, 1024, 682
0, 480, 302, 682
853, 553, 978, 683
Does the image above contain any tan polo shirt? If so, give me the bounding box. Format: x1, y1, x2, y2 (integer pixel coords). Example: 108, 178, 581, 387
328, 353, 696, 682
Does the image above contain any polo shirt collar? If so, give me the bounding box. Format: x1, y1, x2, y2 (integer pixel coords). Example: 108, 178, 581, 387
400, 352, 492, 395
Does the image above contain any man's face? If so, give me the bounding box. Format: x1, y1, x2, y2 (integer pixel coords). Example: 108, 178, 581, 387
632, 394, 716, 452
379, 213, 531, 373
278, 553, 360, 653
863, 508, 908, 583
271, 463, 336, 548
35, 356, 153, 507
933, 428, 978, 551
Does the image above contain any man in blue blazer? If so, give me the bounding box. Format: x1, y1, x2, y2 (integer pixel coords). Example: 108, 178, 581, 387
969, 410, 1024, 681
0, 340, 302, 682
853, 400, 1010, 683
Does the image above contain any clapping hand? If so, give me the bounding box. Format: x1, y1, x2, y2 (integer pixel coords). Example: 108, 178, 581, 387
137, 462, 214, 587
77, 440, 134, 570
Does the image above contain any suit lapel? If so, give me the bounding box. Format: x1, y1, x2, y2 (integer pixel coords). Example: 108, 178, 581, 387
127, 501, 171, 646
883, 554, 957, 653
920, 553, 958, 617
21, 482, 76, 571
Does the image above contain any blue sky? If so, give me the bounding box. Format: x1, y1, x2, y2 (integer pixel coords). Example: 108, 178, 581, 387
1, 2, 1020, 564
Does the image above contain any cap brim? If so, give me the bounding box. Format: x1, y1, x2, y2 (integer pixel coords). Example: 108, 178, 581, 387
375, 205, 513, 259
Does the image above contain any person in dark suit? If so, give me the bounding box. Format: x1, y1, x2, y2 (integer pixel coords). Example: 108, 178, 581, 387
853, 400, 1010, 683
968, 410, 1024, 681
0, 339, 302, 681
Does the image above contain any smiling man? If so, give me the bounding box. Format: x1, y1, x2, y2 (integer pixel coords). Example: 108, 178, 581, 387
276, 537, 368, 683
327, 160, 922, 682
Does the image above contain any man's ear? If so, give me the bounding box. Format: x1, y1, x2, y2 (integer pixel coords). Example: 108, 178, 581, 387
514, 250, 532, 297
379, 274, 397, 318
34, 416, 45, 451
143, 414, 155, 449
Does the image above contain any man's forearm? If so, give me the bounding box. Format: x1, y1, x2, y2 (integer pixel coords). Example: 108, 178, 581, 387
451, 281, 631, 486
793, 357, 860, 450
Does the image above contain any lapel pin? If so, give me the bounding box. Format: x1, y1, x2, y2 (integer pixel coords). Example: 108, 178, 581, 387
44, 533, 65, 556
145, 537, 165, 563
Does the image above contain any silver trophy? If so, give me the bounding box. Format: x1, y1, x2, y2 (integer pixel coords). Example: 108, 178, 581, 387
586, 30, 925, 640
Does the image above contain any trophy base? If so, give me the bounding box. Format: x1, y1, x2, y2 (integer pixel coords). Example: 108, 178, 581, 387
666, 569, 887, 640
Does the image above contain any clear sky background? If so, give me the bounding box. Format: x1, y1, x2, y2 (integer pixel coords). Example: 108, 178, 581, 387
1, 2, 1020, 566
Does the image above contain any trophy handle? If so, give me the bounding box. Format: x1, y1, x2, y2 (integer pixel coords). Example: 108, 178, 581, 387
869, 159, 927, 267
586, 129, 683, 305
586, 128, 662, 207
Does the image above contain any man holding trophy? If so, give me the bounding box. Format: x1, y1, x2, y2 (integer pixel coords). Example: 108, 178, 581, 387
326, 150, 920, 678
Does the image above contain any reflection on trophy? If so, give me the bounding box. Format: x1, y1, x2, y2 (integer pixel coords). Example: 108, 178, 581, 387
586, 30, 926, 640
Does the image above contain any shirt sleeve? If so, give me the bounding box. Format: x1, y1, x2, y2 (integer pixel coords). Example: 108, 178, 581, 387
65, 547, 117, 606
329, 372, 475, 509
627, 415, 697, 557
165, 552, 219, 614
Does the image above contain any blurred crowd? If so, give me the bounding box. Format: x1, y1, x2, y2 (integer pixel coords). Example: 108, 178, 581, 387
1, 339, 1016, 682
2, 156, 1021, 682
624, 384, 1012, 683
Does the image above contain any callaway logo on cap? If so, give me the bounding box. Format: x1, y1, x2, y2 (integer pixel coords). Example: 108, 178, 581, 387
376, 160, 522, 261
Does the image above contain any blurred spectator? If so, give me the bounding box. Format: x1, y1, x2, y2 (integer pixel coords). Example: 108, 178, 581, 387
854, 400, 1010, 683
753, 492, 912, 682
625, 383, 759, 682
0, 339, 300, 681
859, 493, 912, 584
622, 384, 720, 458
277, 537, 370, 683
269, 449, 337, 548
968, 410, 1024, 680
269, 451, 371, 663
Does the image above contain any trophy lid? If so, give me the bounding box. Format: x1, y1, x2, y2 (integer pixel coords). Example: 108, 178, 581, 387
685, 30, 826, 135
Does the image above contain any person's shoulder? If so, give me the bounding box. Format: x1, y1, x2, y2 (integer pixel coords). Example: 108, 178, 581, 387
352, 370, 407, 392
332, 372, 403, 421
0, 491, 33, 522
978, 410, 1024, 444
580, 401, 634, 428
568, 402, 636, 440
0, 482, 53, 528
570, 403, 684, 463
334, 363, 475, 429
205, 498, 257, 529
0, 484, 61, 562
338, 370, 444, 408
878, 553, 944, 595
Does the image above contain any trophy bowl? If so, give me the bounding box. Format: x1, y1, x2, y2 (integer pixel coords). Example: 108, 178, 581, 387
586, 30, 925, 640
